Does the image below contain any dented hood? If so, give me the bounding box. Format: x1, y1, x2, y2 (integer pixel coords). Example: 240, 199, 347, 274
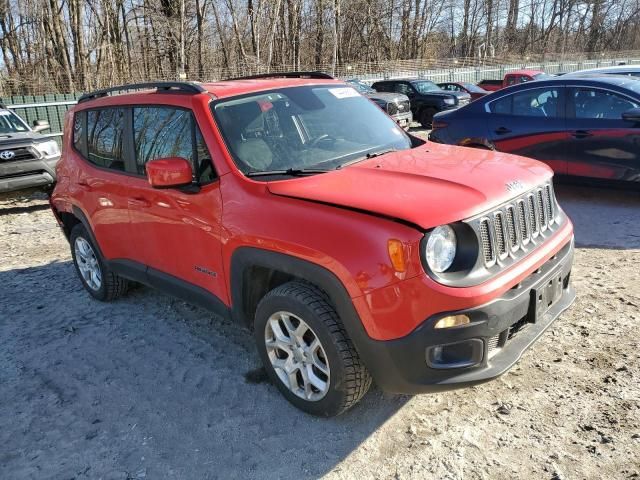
267, 143, 553, 230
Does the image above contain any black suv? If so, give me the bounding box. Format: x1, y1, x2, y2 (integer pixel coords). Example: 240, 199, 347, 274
372, 79, 470, 128
0, 105, 59, 193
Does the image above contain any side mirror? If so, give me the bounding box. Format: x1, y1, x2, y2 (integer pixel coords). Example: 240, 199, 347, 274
622, 107, 640, 123
146, 157, 193, 188
32, 119, 50, 132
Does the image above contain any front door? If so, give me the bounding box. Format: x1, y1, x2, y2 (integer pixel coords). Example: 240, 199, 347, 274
486, 86, 569, 175
125, 106, 228, 304
565, 86, 640, 182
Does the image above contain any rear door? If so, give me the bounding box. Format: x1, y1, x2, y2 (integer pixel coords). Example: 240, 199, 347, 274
486, 86, 569, 174
73, 108, 133, 260
125, 105, 228, 303
565, 86, 640, 182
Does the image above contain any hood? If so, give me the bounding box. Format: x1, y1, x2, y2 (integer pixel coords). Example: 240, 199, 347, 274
0, 131, 44, 147
365, 92, 408, 104
267, 143, 553, 229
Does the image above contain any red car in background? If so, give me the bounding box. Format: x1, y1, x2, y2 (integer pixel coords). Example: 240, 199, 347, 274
438, 82, 489, 101
477, 70, 553, 92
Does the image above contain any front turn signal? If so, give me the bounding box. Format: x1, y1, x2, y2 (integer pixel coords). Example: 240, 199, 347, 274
387, 239, 406, 273
434, 314, 470, 329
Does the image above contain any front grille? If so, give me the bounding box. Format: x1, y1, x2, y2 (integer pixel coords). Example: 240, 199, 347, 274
386, 103, 398, 115
471, 182, 559, 268
487, 334, 500, 353
0, 147, 37, 162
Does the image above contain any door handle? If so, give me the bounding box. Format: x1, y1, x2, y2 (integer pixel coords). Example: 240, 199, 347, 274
494, 126, 512, 135
128, 197, 151, 208
571, 130, 593, 139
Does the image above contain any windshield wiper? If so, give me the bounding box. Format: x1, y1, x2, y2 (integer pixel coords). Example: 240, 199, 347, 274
245, 167, 330, 177
337, 149, 397, 169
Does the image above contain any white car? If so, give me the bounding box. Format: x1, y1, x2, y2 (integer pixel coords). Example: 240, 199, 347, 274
567, 64, 640, 77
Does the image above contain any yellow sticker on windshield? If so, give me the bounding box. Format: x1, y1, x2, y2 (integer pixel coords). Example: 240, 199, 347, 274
329, 87, 360, 99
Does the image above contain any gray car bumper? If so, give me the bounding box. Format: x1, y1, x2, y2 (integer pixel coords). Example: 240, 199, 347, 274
392, 111, 413, 128
0, 156, 59, 193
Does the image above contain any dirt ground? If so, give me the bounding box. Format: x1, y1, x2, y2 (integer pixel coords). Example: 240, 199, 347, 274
1, 179, 639, 479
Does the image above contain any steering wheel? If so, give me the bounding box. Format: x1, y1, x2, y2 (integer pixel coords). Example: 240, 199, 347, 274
309, 134, 335, 148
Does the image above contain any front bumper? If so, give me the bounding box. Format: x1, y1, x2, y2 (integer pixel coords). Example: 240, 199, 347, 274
0, 156, 59, 193
359, 238, 575, 394
391, 111, 413, 128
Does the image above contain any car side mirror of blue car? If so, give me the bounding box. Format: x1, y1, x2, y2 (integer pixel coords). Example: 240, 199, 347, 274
621, 107, 640, 123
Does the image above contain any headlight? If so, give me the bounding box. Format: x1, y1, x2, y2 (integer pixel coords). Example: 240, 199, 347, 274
34, 139, 60, 158
425, 225, 457, 273
443, 97, 456, 106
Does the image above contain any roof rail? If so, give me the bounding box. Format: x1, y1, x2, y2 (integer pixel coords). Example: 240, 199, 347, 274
78, 81, 207, 103
225, 71, 334, 81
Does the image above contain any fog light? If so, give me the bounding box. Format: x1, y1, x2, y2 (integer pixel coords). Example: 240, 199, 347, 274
434, 314, 470, 329
426, 339, 484, 369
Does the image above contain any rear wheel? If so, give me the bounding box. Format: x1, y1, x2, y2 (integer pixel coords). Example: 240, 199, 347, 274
254, 281, 371, 416
70, 224, 128, 301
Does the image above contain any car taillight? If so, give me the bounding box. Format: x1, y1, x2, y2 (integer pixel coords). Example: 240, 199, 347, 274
431, 120, 448, 130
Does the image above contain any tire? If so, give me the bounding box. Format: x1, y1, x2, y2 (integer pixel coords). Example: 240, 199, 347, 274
419, 108, 437, 128
70, 223, 128, 301
254, 281, 372, 416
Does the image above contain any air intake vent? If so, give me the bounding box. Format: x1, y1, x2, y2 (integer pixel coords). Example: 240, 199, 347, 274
528, 194, 539, 236
479, 219, 495, 264
494, 212, 507, 257
505, 206, 518, 250
537, 189, 547, 231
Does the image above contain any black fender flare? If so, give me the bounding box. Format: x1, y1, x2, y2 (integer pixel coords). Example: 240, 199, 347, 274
71, 205, 105, 258
229, 247, 397, 386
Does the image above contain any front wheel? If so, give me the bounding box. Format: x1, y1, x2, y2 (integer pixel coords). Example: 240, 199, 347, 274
254, 281, 372, 416
419, 108, 437, 128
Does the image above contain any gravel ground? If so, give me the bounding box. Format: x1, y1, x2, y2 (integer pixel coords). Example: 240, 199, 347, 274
1, 180, 639, 480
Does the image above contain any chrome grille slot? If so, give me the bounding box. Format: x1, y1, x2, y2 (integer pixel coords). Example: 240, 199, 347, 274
537, 189, 547, 231
479, 219, 495, 265
505, 206, 518, 251
544, 184, 554, 223
494, 212, 507, 257
517, 200, 530, 244
528, 194, 539, 237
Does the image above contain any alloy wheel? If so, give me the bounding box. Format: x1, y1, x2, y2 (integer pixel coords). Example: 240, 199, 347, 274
74, 237, 102, 291
264, 311, 330, 401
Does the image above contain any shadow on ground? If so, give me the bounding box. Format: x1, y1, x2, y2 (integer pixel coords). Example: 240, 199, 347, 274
0, 261, 409, 480
554, 183, 640, 250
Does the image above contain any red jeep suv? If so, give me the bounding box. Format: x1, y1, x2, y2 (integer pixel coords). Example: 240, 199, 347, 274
50, 74, 575, 416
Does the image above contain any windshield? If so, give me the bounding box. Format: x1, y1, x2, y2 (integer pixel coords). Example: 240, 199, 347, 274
347, 80, 374, 94
0, 110, 29, 133
212, 85, 412, 175
462, 83, 486, 93
412, 81, 441, 94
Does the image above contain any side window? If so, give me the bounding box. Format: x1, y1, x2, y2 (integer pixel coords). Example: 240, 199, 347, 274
87, 108, 125, 171
520, 75, 532, 84
489, 95, 512, 114
512, 88, 559, 117
373, 83, 391, 93
572, 89, 639, 119
394, 83, 413, 96
73, 111, 86, 157
506, 76, 517, 86
133, 107, 216, 183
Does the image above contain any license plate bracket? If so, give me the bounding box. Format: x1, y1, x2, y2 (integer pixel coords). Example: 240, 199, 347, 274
532, 273, 564, 322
